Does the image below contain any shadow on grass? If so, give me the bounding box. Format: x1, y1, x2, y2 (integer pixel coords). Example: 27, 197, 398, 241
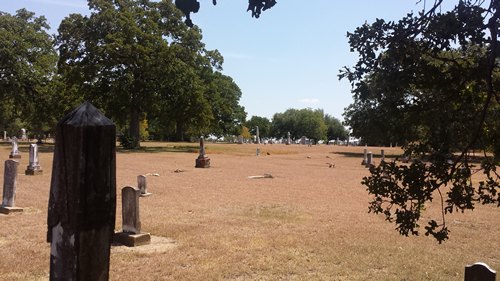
117, 145, 199, 154
331, 151, 399, 158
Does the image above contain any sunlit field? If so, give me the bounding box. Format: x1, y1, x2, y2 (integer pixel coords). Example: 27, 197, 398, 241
0, 141, 498, 281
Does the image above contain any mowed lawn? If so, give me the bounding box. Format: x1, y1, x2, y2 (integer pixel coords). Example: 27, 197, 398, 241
0, 141, 498, 281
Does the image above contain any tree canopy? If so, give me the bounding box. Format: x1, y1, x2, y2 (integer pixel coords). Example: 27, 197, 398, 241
174, 0, 277, 26
340, 0, 499, 242
0, 9, 58, 138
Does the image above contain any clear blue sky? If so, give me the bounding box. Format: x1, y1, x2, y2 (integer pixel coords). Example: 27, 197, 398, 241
3, 0, 457, 121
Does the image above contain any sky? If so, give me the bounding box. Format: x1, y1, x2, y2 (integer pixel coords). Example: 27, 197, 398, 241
2, 0, 458, 121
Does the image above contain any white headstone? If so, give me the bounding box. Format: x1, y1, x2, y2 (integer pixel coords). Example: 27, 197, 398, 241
256, 126, 260, 144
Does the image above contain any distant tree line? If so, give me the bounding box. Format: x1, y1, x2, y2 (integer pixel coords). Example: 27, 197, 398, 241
244, 108, 349, 142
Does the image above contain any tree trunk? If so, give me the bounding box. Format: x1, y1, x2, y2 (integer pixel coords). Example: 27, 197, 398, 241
129, 106, 140, 148
176, 121, 184, 142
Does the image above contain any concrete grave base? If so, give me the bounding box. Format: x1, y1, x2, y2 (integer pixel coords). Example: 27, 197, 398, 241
114, 231, 151, 247
0, 206, 24, 214
195, 157, 210, 168
25, 169, 43, 175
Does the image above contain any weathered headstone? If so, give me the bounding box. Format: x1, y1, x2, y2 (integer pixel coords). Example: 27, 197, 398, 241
21, 128, 27, 140
300, 136, 306, 145
286, 132, 291, 145
381, 149, 386, 162
3, 131, 6, 140
237, 135, 244, 144
195, 136, 210, 168
361, 147, 368, 165
9, 137, 21, 159
47, 102, 116, 281
113, 186, 151, 247
25, 144, 43, 175
0, 160, 23, 214
464, 262, 496, 281
256, 126, 260, 144
366, 152, 374, 168
138, 175, 152, 197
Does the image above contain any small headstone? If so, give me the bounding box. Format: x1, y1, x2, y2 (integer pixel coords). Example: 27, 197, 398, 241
361, 148, 368, 165
256, 126, 260, 144
237, 135, 243, 144
138, 175, 152, 197
286, 132, 291, 145
113, 186, 151, 247
256, 147, 260, 156
9, 137, 21, 159
195, 136, 210, 168
381, 149, 385, 162
3, 131, 6, 140
366, 152, 374, 167
464, 262, 496, 281
21, 128, 27, 140
25, 144, 43, 175
0, 160, 23, 214
301, 136, 306, 145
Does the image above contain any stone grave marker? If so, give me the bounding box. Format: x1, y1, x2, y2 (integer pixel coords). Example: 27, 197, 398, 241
0, 160, 23, 214
366, 152, 374, 168
21, 128, 27, 140
9, 137, 21, 159
381, 149, 385, 162
25, 144, 43, 175
300, 136, 306, 145
361, 147, 368, 165
286, 132, 291, 145
3, 131, 6, 140
47, 102, 116, 281
464, 262, 496, 281
256, 126, 260, 144
195, 136, 210, 168
237, 135, 244, 144
113, 186, 151, 247
138, 175, 152, 197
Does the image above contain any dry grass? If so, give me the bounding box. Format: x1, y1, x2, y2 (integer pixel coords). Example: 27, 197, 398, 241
0, 141, 498, 281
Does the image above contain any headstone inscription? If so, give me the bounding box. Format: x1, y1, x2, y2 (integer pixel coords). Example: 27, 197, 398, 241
25, 144, 43, 175
195, 136, 210, 168
0, 160, 23, 214
113, 186, 151, 247
464, 262, 496, 281
9, 137, 21, 159
47, 102, 116, 281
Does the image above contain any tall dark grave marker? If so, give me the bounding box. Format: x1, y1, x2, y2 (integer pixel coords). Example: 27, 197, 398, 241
47, 102, 116, 281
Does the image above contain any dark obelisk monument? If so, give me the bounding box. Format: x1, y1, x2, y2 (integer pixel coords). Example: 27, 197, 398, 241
47, 102, 116, 281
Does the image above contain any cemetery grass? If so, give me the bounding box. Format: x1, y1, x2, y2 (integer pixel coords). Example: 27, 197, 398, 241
0, 142, 499, 281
